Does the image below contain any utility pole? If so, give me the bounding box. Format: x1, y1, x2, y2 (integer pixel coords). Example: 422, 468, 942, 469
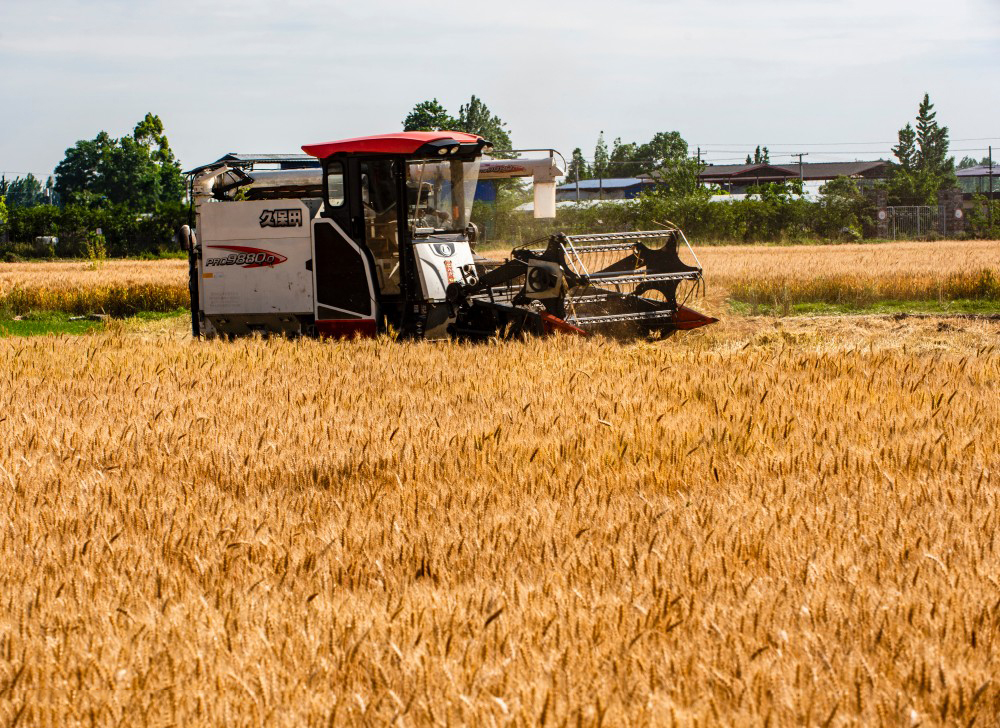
989, 145, 994, 232
793, 153, 808, 190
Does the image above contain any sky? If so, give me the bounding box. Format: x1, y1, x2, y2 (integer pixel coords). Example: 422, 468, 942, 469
1, 0, 999, 179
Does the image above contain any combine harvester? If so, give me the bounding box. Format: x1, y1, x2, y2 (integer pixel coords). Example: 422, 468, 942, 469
182, 131, 715, 340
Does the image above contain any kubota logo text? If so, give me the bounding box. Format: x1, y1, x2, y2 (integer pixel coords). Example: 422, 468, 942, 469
259, 209, 302, 227
205, 245, 287, 268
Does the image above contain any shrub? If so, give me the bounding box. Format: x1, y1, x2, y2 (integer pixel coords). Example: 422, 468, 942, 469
2, 203, 188, 258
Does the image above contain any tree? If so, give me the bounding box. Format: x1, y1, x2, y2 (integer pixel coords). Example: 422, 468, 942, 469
3, 174, 44, 207
651, 155, 706, 197
402, 96, 514, 152
403, 99, 457, 132
888, 94, 956, 204
634, 131, 688, 170
606, 137, 639, 177
53, 114, 185, 209
0, 196, 7, 236
914, 94, 952, 180
54, 132, 111, 205
588, 130, 691, 178
593, 132, 609, 179
567, 147, 590, 182
576, 129, 700, 192
958, 155, 991, 170
817, 176, 874, 239
132, 112, 185, 204
745, 145, 770, 165
892, 123, 917, 172
455, 95, 513, 152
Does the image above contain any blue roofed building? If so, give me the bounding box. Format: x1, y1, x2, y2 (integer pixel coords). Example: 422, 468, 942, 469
556, 177, 653, 201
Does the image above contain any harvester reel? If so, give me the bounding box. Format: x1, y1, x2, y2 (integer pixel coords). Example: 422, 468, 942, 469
453, 229, 714, 340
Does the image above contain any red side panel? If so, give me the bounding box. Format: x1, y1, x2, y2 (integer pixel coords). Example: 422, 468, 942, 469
316, 320, 378, 339
672, 305, 719, 330
303, 131, 483, 158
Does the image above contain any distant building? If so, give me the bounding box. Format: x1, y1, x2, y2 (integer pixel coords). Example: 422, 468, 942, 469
556, 161, 891, 201
957, 164, 998, 196
684, 160, 890, 195
556, 178, 653, 201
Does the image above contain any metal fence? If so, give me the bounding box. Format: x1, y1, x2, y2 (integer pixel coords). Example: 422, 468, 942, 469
887, 206, 936, 239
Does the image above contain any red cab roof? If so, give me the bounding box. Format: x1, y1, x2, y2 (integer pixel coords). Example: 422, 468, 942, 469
302, 131, 484, 158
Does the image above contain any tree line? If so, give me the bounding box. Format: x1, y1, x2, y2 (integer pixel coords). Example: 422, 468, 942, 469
1, 113, 188, 259
1, 94, 993, 259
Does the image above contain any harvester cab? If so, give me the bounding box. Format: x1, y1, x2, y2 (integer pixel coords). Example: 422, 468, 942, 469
302, 131, 493, 339
184, 131, 716, 340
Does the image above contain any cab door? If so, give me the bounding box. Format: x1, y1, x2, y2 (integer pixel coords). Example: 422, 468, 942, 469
311, 160, 378, 337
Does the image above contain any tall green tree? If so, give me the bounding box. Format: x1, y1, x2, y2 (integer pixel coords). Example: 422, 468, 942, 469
888, 94, 956, 204
402, 96, 513, 151
567, 147, 590, 182
53, 131, 112, 205
606, 137, 639, 177
914, 94, 952, 179
957, 155, 991, 170
590, 130, 691, 178
132, 112, 185, 203
403, 99, 457, 132
891, 123, 917, 172
593, 132, 609, 179
53, 114, 184, 209
2, 174, 45, 207
455, 95, 513, 152
635, 131, 688, 170
651, 155, 706, 197
745, 145, 770, 165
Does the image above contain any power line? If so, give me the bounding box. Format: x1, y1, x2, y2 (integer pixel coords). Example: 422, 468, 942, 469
695, 136, 1000, 147
0, 171, 53, 178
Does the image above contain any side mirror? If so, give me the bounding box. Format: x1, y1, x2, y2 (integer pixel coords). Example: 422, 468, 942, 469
179, 225, 192, 252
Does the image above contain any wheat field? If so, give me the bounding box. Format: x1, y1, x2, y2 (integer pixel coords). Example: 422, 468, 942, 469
2, 239, 999, 316
0, 260, 189, 317
0, 260, 187, 295
698, 239, 1000, 282
697, 240, 1000, 310
1, 312, 998, 725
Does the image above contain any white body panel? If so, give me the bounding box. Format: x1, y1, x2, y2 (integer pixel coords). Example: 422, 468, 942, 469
413, 240, 476, 302
198, 200, 313, 315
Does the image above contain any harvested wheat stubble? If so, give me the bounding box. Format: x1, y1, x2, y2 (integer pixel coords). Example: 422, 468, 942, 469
0, 316, 998, 726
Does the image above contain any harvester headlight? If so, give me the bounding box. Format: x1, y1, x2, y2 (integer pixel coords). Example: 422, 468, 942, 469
449, 146, 458, 154
438, 147, 449, 155
482, 144, 494, 153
